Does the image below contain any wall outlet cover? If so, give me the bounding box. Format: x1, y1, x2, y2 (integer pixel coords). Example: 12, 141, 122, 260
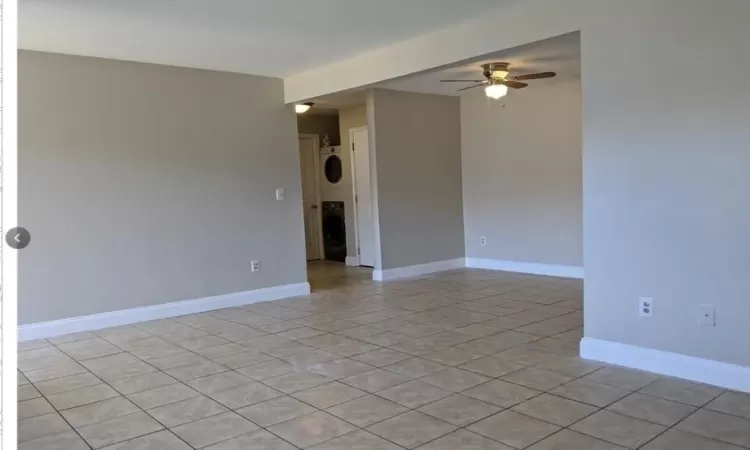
250, 260, 260, 272
275, 188, 285, 200
698, 304, 716, 326
639, 297, 654, 317
480, 236, 487, 246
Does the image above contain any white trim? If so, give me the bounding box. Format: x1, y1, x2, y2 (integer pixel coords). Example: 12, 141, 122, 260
465, 257, 584, 279
18, 283, 311, 342
345, 256, 360, 267
580, 337, 750, 394
373, 258, 465, 281
298, 134, 325, 260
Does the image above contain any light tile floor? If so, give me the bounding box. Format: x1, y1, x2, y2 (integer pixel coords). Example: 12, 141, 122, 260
18, 263, 750, 449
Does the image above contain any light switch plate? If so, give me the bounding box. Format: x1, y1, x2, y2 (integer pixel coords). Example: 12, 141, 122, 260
275, 188, 285, 200
698, 304, 715, 326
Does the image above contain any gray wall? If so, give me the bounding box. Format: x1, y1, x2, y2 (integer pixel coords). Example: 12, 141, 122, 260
338, 105, 367, 255
583, 1, 750, 367
371, 89, 464, 270
297, 114, 340, 147
461, 78, 582, 266
19, 51, 307, 325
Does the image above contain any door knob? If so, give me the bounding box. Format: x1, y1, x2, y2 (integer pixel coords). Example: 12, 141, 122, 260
311, 205, 318, 209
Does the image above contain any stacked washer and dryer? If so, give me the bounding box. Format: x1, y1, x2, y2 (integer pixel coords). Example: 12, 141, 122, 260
319, 146, 347, 262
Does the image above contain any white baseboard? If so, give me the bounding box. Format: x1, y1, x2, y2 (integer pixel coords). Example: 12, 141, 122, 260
580, 337, 750, 393
18, 282, 311, 342
465, 257, 584, 279
345, 256, 360, 267
372, 258, 465, 281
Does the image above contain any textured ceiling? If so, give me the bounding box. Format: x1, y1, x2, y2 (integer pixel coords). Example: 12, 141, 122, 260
20, 0, 520, 77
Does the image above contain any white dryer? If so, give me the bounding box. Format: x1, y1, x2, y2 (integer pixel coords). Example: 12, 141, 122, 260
320, 146, 346, 196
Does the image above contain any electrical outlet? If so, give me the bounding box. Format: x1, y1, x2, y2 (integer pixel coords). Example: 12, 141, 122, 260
698, 304, 715, 326
639, 297, 654, 317
250, 260, 260, 273
275, 188, 285, 200
480, 236, 487, 246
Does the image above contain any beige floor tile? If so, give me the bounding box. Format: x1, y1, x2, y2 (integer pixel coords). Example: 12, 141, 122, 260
535, 357, 603, 378
417, 430, 515, 450
171, 411, 259, 448
384, 357, 448, 379
705, 391, 750, 419
308, 430, 403, 450
145, 352, 209, 371
469, 410, 560, 449
211, 350, 274, 370
379, 380, 453, 408
607, 392, 696, 426
78, 411, 164, 448
420, 367, 490, 391
638, 377, 724, 407
570, 410, 666, 448
512, 393, 598, 426
526, 430, 626, 450
186, 371, 254, 395
203, 429, 297, 450
109, 372, 178, 395
33, 373, 102, 396
127, 384, 200, 410
18, 397, 55, 419
291, 381, 366, 409
418, 394, 502, 427
459, 356, 526, 378
208, 381, 284, 409
47, 383, 121, 410
501, 367, 574, 391
583, 367, 659, 392
641, 429, 745, 450
282, 349, 342, 367
58, 338, 124, 360
463, 379, 542, 408
305, 358, 375, 379
23, 361, 89, 383
268, 411, 358, 448
263, 370, 331, 394
326, 394, 408, 427
236, 396, 317, 427
420, 347, 484, 366
676, 409, 750, 447
19, 412, 72, 442
352, 349, 412, 367
236, 359, 297, 380
147, 395, 228, 427
19, 431, 90, 450
367, 411, 458, 449
341, 369, 412, 393
100, 431, 191, 449
62, 397, 140, 427
551, 379, 630, 407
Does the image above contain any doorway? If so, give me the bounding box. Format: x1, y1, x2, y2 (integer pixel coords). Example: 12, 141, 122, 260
298, 134, 324, 260
350, 126, 376, 267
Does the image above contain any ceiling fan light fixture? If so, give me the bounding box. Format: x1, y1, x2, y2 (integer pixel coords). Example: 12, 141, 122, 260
491, 69, 509, 79
295, 102, 314, 114
485, 83, 508, 100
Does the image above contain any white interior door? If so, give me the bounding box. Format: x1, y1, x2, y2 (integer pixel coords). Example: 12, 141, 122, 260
298, 136, 322, 260
351, 127, 376, 267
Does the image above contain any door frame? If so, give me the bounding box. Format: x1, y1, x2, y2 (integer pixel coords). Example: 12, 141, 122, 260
348, 126, 371, 267
299, 133, 325, 259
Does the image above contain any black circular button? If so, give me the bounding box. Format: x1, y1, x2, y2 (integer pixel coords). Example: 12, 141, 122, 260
6, 227, 31, 249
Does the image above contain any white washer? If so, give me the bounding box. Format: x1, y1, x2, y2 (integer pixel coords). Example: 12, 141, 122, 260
320, 146, 345, 196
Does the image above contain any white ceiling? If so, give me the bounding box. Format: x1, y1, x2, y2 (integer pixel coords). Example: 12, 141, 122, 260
20, 0, 520, 77
376, 32, 581, 96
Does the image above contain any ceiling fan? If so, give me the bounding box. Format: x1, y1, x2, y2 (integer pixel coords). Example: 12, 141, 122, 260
440, 62, 556, 99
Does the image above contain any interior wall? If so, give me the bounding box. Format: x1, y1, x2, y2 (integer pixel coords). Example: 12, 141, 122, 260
582, 1, 750, 367
19, 50, 307, 325
297, 114, 340, 147
337, 104, 367, 257
371, 89, 464, 270
461, 78, 582, 267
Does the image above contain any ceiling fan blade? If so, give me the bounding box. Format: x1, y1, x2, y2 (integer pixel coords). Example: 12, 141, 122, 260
513, 72, 556, 81
501, 80, 528, 89
457, 83, 487, 92
440, 79, 486, 82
